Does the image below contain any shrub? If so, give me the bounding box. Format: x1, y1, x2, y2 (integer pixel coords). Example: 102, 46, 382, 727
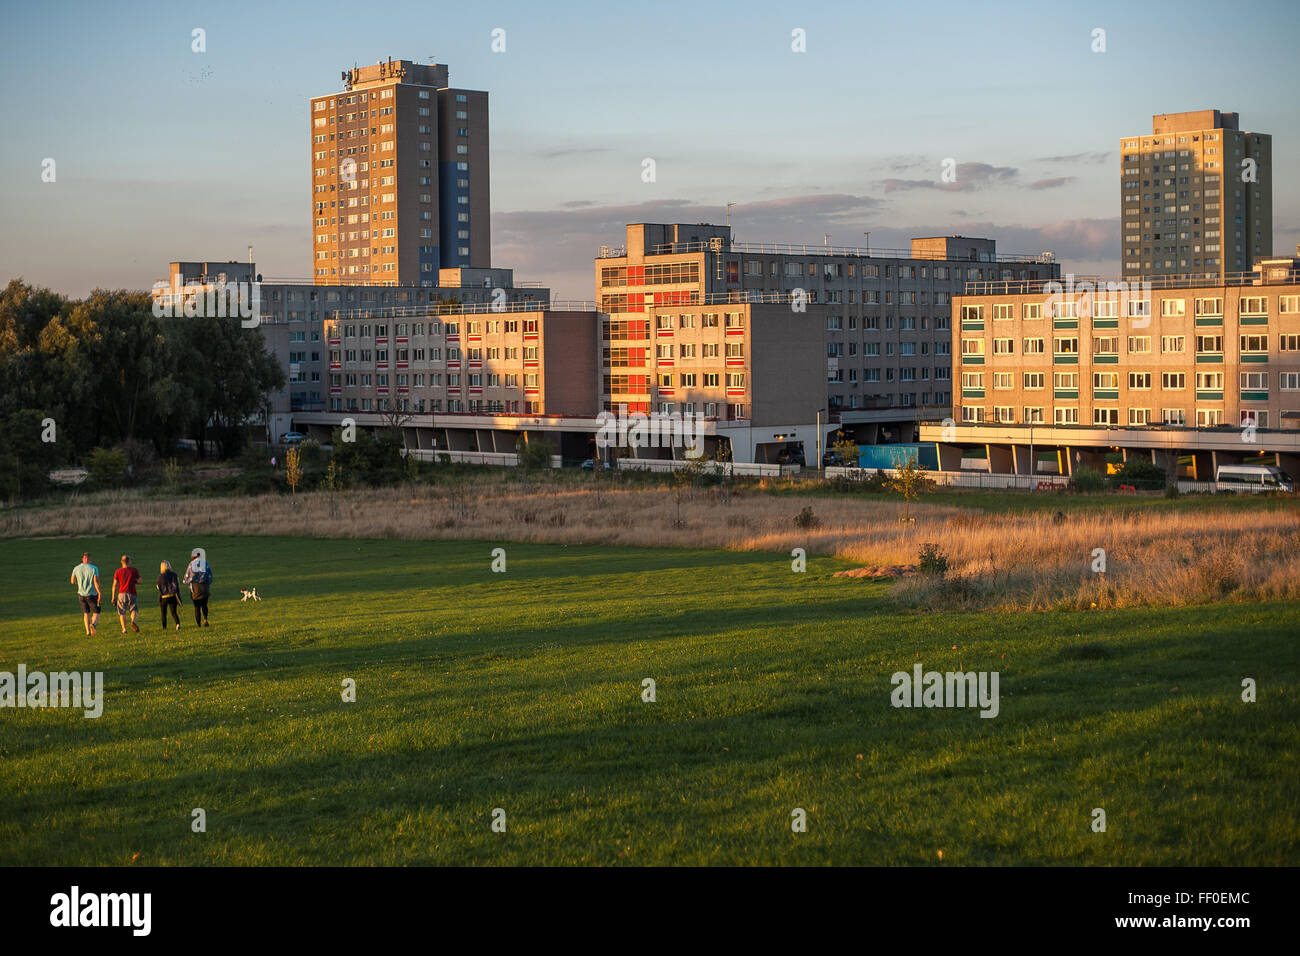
1072, 466, 1105, 493
1115, 457, 1166, 489
918, 542, 950, 576
862, 470, 890, 492
517, 438, 555, 471
118, 438, 158, 482
332, 428, 404, 486
296, 439, 325, 467
86, 447, 128, 488
164, 457, 182, 492
794, 505, 819, 529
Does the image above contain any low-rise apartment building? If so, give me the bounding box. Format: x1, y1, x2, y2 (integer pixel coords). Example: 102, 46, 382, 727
953, 273, 1300, 433
322, 304, 597, 418
151, 260, 548, 438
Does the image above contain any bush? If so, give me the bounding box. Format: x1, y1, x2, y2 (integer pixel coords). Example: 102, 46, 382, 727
86, 447, 128, 488
164, 457, 182, 492
794, 505, 819, 529
118, 438, 158, 483
517, 438, 555, 471
332, 427, 404, 486
918, 542, 950, 576
1072, 466, 1105, 493
296, 439, 325, 467
1115, 457, 1166, 489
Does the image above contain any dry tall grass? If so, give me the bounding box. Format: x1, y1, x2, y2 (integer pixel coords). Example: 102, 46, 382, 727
8, 479, 1299, 611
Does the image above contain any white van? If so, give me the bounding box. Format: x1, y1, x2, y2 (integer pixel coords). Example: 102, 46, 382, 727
1214, 464, 1295, 493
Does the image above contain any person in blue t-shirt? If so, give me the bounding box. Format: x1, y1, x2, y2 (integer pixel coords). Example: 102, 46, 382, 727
70, 552, 102, 636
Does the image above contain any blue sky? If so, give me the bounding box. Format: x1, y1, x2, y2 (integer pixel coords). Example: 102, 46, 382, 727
2, 0, 1297, 299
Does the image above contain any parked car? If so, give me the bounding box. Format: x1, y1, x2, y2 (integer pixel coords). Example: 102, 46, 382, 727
822, 451, 844, 467
279, 431, 307, 445
581, 459, 611, 471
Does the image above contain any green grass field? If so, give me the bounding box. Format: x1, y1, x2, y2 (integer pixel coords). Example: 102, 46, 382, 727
1, 535, 1295, 865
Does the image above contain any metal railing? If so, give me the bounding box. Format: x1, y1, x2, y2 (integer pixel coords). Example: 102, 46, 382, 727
263, 279, 548, 292
962, 270, 1292, 296
328, 299, 597, 320
603, 240, 1057, 264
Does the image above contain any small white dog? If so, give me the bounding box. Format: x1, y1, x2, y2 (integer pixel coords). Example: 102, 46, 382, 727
240, 587, 262, 602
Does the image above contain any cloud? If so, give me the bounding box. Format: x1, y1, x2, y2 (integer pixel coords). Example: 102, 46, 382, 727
887, 155, 930, 173
878, 162, 1018, 193
1029, 177, 1075, 190
1034, 151, 1111, 165
492, 194, 885, 299
539, 146, 612, 159
905, 217, 1117, 264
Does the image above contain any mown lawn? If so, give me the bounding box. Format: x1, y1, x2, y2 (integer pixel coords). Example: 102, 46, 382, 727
0, 535, 1295, 865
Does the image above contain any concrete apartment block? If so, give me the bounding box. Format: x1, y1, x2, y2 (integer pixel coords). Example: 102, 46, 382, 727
952, 276, 1300, 434
151, 260, 549, 439
1121, 110, 1272, 280
595, 223, 1059, 445
311, 58, 490, 285
323, 308, 598, 419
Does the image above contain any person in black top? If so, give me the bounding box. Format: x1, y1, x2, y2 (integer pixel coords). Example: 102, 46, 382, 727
157, 560, 183, 631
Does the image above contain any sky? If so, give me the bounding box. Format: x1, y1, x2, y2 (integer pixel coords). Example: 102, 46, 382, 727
2, 0, 1297, 300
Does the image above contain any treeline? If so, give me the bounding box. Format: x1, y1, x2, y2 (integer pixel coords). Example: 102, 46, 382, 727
0, 278, 284, 499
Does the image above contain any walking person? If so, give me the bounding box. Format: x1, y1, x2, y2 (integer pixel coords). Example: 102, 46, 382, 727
112, 554, 142, 633
184, 549, 213, 627
157, 560, 183, 631
70, 552, 101, 636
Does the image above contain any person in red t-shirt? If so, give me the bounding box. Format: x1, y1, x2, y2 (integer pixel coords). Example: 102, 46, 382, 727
112, 554, 142, 634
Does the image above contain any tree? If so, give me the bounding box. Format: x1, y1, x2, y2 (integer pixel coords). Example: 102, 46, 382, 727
285, 445, 303, 496
517, 435, 555, 471
830, 430, 860, 467
181, 316, 285, 458
886, 452, 934, 523
321, 458, 343, 516
377, 398, 414, 453
0, 409, 59, 501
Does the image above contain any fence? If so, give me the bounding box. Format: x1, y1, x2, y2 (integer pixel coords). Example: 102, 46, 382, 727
404, 448, 562, 469
825, 467, 1070, 491
617, 458, 795, 478
1176, 480, 1288, 495
386, 449, 1291, 492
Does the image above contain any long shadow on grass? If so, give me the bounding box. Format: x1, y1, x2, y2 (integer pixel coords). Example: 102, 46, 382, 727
43, 584, 894, 691
5, 687, 1294, 865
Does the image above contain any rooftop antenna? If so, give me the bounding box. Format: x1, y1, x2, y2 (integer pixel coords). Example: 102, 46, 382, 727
863, 231, 871, 256
725, 202, 736, 228
823, 234, 831, 248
